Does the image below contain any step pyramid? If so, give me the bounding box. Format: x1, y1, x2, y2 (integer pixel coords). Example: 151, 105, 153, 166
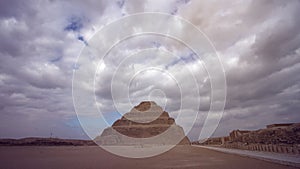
94, 101, 190, 145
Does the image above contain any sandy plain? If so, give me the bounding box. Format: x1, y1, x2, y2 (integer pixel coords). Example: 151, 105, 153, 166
0, 145, 298, 169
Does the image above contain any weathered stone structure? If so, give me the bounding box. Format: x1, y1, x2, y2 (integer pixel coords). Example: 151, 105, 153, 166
229, 130, 251, 142
230, 123, 300, 145
194, 123, 300, 154
94, 101, 190, 145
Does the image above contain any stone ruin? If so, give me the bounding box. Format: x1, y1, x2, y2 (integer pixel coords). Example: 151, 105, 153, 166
230, 123, 300, 145
194, 123, 300, 154
94, 101, 190, 145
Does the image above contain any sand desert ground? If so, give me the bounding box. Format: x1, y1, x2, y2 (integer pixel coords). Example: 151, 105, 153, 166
0, 145, 298, 169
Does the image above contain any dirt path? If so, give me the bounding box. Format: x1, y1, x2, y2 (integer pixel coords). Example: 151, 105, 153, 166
0, 146, 298, 169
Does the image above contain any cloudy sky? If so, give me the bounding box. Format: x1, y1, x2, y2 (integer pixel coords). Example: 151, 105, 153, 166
0, 0, 299, 141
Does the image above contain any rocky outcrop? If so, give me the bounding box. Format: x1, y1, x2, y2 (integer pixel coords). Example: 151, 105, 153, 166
94, 101, 190, 145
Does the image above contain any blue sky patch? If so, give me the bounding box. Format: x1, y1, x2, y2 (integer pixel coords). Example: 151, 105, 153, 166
77, 35, 88, 45
102, 111, 122, 125
72, 63, 80, 70
165, 51, 197, 69
64, 16, 83, 32
49, 55, 63, 63
66, 117, 82, 128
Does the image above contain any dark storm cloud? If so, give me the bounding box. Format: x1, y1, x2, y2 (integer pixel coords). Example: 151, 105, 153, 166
0, 0, 36, 19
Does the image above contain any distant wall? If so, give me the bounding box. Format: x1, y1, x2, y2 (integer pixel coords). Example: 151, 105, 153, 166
223, 142, 300, 155
194, 136, 230, 145
195, 123, 300, 155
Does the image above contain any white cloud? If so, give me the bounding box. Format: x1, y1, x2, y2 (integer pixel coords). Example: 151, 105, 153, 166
0, 0, 299, 140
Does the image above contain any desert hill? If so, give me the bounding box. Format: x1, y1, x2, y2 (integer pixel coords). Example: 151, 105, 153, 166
0, 137, 96, 146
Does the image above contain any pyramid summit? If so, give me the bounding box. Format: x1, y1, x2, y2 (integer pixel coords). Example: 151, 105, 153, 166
94, 101, 190, 145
